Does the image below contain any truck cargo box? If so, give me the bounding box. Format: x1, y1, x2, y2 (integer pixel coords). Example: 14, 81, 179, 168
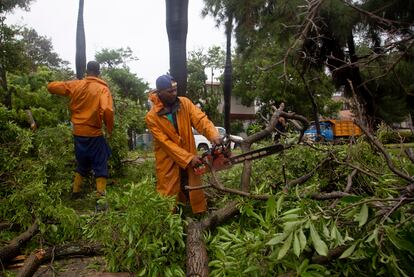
327, 120, 361, 137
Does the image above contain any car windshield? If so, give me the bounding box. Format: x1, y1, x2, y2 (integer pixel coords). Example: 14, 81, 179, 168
192, 128, 200, 135
216, 127, 226, 136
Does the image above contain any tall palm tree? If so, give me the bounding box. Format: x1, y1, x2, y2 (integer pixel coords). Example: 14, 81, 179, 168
222, 14, 233, 134
75, 0, 86, 79
166, 0, 188, 96
202, 0, 237, 134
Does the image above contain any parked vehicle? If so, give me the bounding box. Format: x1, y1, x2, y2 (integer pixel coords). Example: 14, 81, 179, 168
193, 127, 243, 151
303, 120, 361, 142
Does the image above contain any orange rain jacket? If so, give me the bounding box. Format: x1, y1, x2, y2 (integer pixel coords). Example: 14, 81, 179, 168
47, 77, 114, 137
145, 92, 219, 213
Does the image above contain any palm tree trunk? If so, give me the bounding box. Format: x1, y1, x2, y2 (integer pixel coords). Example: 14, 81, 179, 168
223, 14, 233, 134
76, 0, 86, 80
166, 0, 188, 96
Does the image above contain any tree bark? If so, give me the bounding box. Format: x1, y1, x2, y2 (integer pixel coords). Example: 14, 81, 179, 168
0, 223, 39, 265
76, 0, 86, 80
166, 0, 188, 96
185, 201, 239, 276
186, 221, 209, 277
17, 242, 103, 277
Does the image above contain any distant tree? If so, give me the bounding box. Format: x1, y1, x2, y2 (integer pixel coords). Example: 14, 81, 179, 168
95, 48, 148, 104
0, 0, 33, 13
95, 47, 138, 69
187, 47, 224, 124
20, 27, 64, 71
0, 20, 28, 108
95, 48, 149, 150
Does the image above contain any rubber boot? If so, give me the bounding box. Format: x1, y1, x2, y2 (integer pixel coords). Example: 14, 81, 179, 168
71, 173, 83, 199
96, 177, 107, 197
95, 177, 108, 212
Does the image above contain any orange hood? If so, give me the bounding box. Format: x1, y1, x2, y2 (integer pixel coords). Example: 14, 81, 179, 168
148, 90, 165, 113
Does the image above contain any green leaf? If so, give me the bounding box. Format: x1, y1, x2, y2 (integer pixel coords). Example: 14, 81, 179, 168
386, 228, 414, 252
310, 222, 328, 256
340, 195, 364, 203
128, 231, 135, 244
267, 233, 287, 246
243, 266, 260, 274
299, 228, 307, 251
266, 196, 277, 222
282, 213, 300, 221
339, 242, 357, 259
356, 204, 369, 227
276, 195, 284, 215
51, 224, 58, 232
366, 228, 378, 243
277, 232, 293, 260
293, 232, 301, 257
282, 207, 302, 216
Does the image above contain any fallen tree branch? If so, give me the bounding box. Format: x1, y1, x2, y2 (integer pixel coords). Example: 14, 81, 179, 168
0, 222, 19, 232
356, 122, 414, 183
17, 242, 103, 277
0, 223, 39, 265
404, 148, 414, 164
312, 245, 348, 264
332, 159, 380, 181
287, 157, 331, 187
345, 169, 358, 193
330, 169, 357, 208
311, 191, 351, 200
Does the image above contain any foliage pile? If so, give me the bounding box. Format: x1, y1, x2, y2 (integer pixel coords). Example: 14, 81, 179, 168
204, 141, 414, 276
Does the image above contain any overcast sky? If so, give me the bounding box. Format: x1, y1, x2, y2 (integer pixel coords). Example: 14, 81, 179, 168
6, 0, 226, 88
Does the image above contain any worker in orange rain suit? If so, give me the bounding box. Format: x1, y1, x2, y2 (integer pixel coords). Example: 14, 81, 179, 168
47, 61, 114, 204
145, 74, 222, 214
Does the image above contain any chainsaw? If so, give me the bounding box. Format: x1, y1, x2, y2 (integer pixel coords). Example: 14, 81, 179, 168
194, 143, 284, 175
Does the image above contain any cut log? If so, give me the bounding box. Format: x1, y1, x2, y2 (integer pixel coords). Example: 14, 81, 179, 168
17, 242, 103, 277
0, 223, 39, 265
186, 201, 240, 276
186, 221, 209, 277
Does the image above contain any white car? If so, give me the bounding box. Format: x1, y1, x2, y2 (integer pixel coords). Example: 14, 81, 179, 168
193, 127, 243, 151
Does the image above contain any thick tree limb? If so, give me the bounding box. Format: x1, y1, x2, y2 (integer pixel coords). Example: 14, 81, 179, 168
0, 223, 39, 265
200, 201, 239, 231
17, 242, 103, 277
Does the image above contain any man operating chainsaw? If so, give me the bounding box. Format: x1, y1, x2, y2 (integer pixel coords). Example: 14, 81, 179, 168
145, 74, 222, 214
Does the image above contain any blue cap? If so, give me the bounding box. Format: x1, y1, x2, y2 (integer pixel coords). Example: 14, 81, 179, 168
156, 74, 175, 91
